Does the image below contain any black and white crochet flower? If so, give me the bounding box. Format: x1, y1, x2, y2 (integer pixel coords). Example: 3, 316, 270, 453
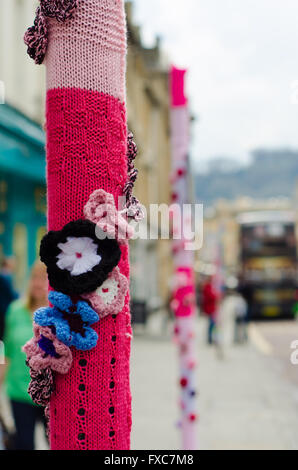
40, 220, 121, 295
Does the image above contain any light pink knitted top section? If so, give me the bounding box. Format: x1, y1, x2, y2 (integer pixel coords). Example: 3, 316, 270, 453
46, 0, 127, 102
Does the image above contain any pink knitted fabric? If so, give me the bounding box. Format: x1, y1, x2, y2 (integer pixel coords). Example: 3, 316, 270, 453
45, 0, 126, 101
45, 0, 131, 450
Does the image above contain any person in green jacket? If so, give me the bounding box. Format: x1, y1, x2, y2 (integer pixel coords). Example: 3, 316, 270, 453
0, 261, 48, 450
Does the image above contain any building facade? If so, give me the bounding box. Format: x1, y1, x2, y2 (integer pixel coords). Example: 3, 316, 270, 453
0, 103, 46, 291
0, 0, 46, 292
0, 1, 173, 307
126, 2, 173, 317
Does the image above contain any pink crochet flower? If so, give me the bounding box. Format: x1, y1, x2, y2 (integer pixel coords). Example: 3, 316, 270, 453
23, 324, 73, 375
84, 189, 134, 243
82, 267, 128, 319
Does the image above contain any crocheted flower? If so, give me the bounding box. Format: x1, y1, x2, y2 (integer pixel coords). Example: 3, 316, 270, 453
84, 189, 134, 243
24, 6, 48, 65
40, 219, 121, 295
40, 0, 77, 22
82, 267, 128, 319
23, 324, 72, 374
34, 291, 99, 351
28, 367, 54, 406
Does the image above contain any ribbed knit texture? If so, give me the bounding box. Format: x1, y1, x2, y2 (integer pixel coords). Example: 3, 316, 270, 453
46, 0, 126, 101
45, 0, 131, 450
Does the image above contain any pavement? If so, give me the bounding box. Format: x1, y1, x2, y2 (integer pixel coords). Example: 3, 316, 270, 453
2, 296, 298, 450
131, 297, 298, 450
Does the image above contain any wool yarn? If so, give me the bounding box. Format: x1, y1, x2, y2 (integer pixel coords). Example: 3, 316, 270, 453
46, 0, 131, 450
28, 367, 55, 407
23, 324, 73, 374
34, 292, 99, 351
82, 267, 129, 319
24, 0, 132, 450
40, 219, 121, 295
170, 66, 197, 450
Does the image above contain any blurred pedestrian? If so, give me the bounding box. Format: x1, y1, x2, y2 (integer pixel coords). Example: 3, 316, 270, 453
201, 276, 219, 345
238, 276, 253, 322
0, 257, 18, 341
233, 293, 248, 344
0, 261, 48, 450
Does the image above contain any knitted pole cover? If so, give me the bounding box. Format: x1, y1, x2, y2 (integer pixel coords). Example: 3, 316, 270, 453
170, 66, 198, 450
43, 0, 130, 450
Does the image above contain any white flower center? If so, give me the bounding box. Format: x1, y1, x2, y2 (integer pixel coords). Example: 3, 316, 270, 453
96, 278, 118, 305
57, 236, 102, 276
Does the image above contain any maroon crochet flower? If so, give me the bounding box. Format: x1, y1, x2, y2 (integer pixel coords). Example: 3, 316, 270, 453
24, 7, 48, 65
28, 367, 54, 406
41, 0, 77, 22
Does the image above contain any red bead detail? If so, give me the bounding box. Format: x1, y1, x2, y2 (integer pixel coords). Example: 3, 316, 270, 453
75, 252, 82, 258
189, 413, 197, 422
102, 288, 109, 293
180, 377, 188, 388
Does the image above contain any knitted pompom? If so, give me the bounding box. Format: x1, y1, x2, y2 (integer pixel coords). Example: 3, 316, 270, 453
41, 0, 77, 22
28, 367, 54, 406
24, 7, 48, 65
40, 219, 121, 295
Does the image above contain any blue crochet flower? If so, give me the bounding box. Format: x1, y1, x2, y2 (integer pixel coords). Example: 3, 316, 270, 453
34, 291, 99, 351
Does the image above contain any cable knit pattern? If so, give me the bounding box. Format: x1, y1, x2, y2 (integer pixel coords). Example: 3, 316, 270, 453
44, 0, 132, 450
45, 0, 127, 102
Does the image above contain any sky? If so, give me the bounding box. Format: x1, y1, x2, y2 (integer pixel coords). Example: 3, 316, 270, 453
133, 0, 298, 171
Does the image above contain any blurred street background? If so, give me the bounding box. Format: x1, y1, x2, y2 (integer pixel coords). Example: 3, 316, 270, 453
0, 0, 298, 450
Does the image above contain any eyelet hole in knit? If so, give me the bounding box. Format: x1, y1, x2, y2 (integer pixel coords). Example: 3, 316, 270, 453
78, 408, 86, 416
76, 350, 89, 449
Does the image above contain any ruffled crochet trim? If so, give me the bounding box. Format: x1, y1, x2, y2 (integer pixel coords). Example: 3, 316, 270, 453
28, 367, 54, 406
40, 0, 77, 22
24, 1, 77, 64
24, 7, 48, 65
123, 132, 144, 221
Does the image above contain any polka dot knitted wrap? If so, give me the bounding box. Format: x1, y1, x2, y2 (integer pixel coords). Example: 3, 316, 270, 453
44, 0, 131, 450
